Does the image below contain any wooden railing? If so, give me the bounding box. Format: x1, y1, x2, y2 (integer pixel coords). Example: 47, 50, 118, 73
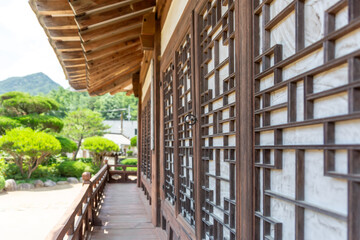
46, 165, 108, 240
107, 164, 137, 183
46, 161, 138, 240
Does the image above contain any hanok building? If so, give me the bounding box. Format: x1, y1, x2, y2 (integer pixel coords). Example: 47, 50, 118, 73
30, 0, 360, 239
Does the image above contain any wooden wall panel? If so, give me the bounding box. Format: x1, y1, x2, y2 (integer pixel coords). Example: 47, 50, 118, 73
253, 0, 360, 239
197, 0, 236, 239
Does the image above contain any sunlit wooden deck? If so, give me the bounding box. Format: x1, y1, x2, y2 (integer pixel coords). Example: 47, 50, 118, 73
90, 183, 161, 240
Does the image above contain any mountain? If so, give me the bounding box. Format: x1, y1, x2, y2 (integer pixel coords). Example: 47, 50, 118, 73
0, 72, 63, 95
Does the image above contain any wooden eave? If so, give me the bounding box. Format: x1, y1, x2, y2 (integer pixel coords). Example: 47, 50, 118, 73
30, 0, 157, 95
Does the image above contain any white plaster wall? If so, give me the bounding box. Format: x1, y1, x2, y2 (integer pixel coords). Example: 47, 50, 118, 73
335, 29, 360, 58
313, 92, 348, 119
141, 59, 153, 102
313, 64, 348, 93
283, 124, 323, 145
270, 198, 295, 240
260, 73, 274, 91
335, 119, 360, 144
304, 150, 348, 215
270, 107, 288, 126
270, 87, 288, 105
335, 150, 348, 174
270, 0, 293, 20
271, 150, 296, 198
161, 0, 189, 55
296, 80, 304, 121
260, 130, 275, 145
304, 209, 347, 240
270, 12, 296, 59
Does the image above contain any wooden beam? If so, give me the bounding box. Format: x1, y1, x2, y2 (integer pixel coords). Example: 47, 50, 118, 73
84, 39, 140, 61
88, 55, 143, 80
69, 0, 119, 15
89, 74, 133, 96
80, 18, 142, 42
41, 16, 77, 29
48, 29, 78, 38
132, 71, 140, 97
86, 47, 142, 70
81, 27, 141, 52
32, 0, 73, 16
88, 53, 143, 77
140, 12, 155, 50
73, 0, 144, 16
54, 41, 82, 51
74, 1, 155, 29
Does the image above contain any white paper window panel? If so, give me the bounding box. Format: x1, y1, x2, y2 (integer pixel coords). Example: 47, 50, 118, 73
260, 168, 264, 213
220, 180, 230, 207
282, 124, 323, 145
211, 25, 222, 41
304, 209, 347, 240
304, 150, 348, 215
223, 229, 230, 240
209, 126, 213, 135
209, 158, 215, 175
219, 63, 229, 82
205, 138, 209, 147
185, 139, 190, 147
259, 217, 264, 239
335, 119, 360, 144
213, 207, 224, 222
213, 98, 223, 110
271, 87, 288, 106
260, 130, 275, 145
270, 54, 275, 68
220, 157, 229, 178
282, 48, 323, 81
271, 108, 288, 126
219, 39, 229, 64
221, 4, 228, 16
335, 29, 360, 58
269, 0, 293, 20
296, 80, 304, 121
209, 175, 216, 194
181, 96, 185, 107
335, 6, 348, 30
228, 92, 236, 103
270, 11, 296, 59
222, 122, 230, 132
260, 73, 275, 91
207, 73, 215, 92
260, 113, 263, 127
259, 12, 263, 54
222, 109, 230, 119
335, 150, 348, 174
270, 198, 295, 240
304, 0, 340, 47
189, 156, 193, 168
205, 105, 209, 114
186, 77, 191, 91
228, 135, 236, 146
209, 114, 213, 124
313, 63, 348, 93
313, 92, 348, 119
271, 150, 296, 198
213, 136, 223, 146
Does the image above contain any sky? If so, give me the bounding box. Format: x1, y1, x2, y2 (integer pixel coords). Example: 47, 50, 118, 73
0, 0, 70, 88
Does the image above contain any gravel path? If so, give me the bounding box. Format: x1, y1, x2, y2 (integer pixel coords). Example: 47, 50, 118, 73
0, 183, 83, 240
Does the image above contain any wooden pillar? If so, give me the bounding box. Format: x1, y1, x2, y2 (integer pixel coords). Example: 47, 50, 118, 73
137, 89, 142, 188
235, 0, 254, 239
151, 17, 161, 227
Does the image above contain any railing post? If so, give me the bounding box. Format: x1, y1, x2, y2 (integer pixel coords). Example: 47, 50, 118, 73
82, 172, 91, 185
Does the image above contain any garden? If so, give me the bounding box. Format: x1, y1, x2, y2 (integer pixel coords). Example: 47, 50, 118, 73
0, 92, 138, 192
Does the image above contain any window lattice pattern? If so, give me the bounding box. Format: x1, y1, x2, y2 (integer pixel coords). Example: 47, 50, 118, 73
176, 33, 195, 227
163, 65, 176, 205
253, 0, 360, 239
198, 0, 236, 239
141, 99, 151, 180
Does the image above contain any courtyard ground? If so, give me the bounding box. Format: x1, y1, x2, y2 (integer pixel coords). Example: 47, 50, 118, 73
0, 183, 82, 240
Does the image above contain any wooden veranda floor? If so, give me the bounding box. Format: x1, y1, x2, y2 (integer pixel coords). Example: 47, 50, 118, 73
90, 184, 161, 240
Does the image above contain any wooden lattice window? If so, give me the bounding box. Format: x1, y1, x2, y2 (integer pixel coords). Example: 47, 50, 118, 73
253, 0, 360, 239
141, 99, 151, 180
198, 0, 236, 239
163, 64, 176, 205
176, 33, 196, 227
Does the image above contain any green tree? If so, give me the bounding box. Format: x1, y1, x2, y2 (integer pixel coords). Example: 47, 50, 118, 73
0, 128, 61, 178
82, 136, 119, 167
0, 116, 20, 135
62, 109, 110, 160
130, 136, 137, 147
56, 136, 77, 155
0, 92, 63, 133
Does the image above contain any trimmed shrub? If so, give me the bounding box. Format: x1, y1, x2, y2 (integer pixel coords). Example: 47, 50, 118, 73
130, 136, 137, 147
16, 114, 64, 132
121, 158, 138, 166
82, 136, 119, 167
77, 158, 93, 163
0, 175, 5, 191
126, 150, 133, 157
58, 161, 99, 178
56, 136, 77, 153
31, 164, 60, 179
0, 116, 20, 135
